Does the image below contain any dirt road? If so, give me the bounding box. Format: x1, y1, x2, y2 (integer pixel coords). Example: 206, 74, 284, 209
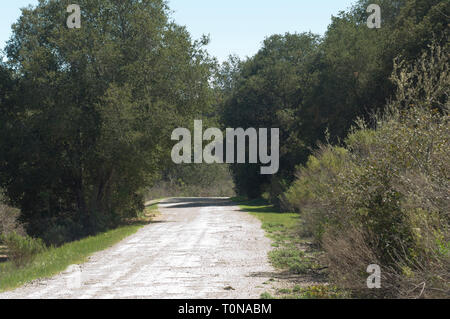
0, 198, 276, 299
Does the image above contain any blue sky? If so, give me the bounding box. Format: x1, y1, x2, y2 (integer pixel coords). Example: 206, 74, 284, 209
1, 0, 356, 62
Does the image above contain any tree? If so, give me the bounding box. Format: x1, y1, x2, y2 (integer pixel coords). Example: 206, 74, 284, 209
220, 32, 321, 199
0, 0, 214, 243
311, 0, 449, 141
219, 0, 449, 202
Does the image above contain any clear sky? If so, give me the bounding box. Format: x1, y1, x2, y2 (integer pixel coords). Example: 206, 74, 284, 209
1, 0, 356, 62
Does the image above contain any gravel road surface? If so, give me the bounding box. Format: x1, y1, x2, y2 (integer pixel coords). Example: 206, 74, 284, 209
0, 198, 275, 299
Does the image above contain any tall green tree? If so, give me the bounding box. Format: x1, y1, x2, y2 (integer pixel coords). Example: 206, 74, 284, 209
219, 0, 449, 201
305, 0, 448, 142
0, 0, 214, 243
220, 33, 321, 199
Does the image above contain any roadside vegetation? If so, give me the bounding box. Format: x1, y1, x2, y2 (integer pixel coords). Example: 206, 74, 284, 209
220, 0, 448, 205
0, 0, 215, 246
261, 285, 350, 300
238, 43, 449, 299
283, 46, 449, 298
234, 198, 349, 299
224, 0, 448, 299
0, 224, 141, 292
0, 0, 448, 299
0, 202, 160, 292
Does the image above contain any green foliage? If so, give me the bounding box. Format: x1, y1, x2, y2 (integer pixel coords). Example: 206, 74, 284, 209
260, 292, 274, 299
276, 285, 350, 299
269, 248, 317, 274
1, 232, 46, 268
284, 44, 449, 298
0, 224, 142, 292
220, 32, 320, 199
283, 146, 349, 239
219, 0, 449, 203
0, 0, 214, 243
263, 284, 350, 300
0, 0, 447, 298
237, 199, 324, 279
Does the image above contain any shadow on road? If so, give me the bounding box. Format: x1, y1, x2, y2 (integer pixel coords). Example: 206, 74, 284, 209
162, 197, 235, 209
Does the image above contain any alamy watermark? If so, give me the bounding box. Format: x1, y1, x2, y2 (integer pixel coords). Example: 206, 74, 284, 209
65, 265, 83, 289
171, 120, 279, 175
367, 264, 381, 289
367, 4, 382, 29
67, 4, 81, 29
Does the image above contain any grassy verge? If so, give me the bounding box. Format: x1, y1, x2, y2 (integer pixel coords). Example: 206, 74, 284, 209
0, 203, 161, 293
233, 198, 320, 273
233, 198, 348, 299
261, 285, 350, 299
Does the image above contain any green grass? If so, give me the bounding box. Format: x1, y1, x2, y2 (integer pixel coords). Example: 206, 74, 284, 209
260, 292, 274, 299
0, 224, 143, 292
235, 198, 343, 299
269, 248, 318, 274
236, 198, 299, 241
234, 198, 318, 274
272, 285, 350, 299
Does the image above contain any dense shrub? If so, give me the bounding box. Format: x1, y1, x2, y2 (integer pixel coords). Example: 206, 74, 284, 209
1, 232, 46, 267
282, 146, 349, 238
284, 44, 449, 298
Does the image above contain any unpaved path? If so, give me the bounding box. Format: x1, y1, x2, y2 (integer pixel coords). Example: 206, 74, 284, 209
0, 198, 276, 299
